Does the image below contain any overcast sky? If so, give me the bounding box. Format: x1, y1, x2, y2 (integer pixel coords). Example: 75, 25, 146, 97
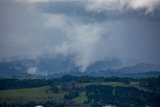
0, 0, 160, 70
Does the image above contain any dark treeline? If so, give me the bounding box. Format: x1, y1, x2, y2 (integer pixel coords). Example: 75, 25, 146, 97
0, 75, 136, 90
1, 75, 160, 90
0, 78, 49, 90
0, 101, 64, 107
0, 75, 160, 90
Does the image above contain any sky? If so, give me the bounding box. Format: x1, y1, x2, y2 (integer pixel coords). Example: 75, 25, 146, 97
0, 0, 160, 71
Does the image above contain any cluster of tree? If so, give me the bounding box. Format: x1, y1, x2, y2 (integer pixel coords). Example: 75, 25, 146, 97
85, 85, 160, 107
64, 90, 79, 99
139, 76, 160, 94
65, 100, 81, 106
61, 81, 84, 91
50, 84, 59, 93
140, 76, 160, 87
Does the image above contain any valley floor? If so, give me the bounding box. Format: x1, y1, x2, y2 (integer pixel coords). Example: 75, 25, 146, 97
0, 82, 154, 107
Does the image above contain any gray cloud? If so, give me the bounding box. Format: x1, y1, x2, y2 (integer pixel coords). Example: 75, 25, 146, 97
36, 1, 107, 23
0, 0, 160, 71
86, 0, 160, 14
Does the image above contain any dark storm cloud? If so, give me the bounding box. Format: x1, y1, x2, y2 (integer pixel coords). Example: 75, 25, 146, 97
0, 0, 160, 70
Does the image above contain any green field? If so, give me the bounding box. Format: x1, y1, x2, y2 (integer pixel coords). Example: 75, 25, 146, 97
96, 82, 149, 91
96, 82, 127, 87
129, 82, 150, 91
0, 86, 66, 104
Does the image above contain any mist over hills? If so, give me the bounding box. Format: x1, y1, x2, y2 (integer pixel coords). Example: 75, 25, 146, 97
0, 55, 160, 78
0, 60, 36, 77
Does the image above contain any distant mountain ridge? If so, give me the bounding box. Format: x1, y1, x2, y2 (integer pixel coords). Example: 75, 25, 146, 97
114, 63, 160, 73
0, 56, 160, 78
